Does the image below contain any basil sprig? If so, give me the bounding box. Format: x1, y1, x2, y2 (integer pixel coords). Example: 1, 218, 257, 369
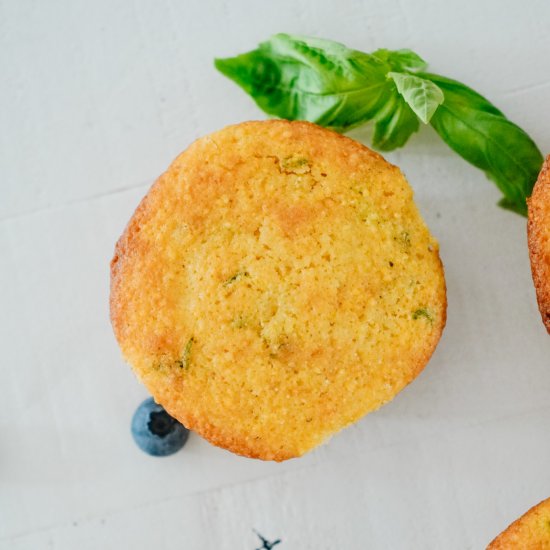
215, 33, 543, 216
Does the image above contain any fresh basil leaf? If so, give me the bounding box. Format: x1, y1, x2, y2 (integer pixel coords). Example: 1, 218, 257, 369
388, 72, 444, 124
498, 197, 524, 214
422, 73, 543, 215
373, 48, 427, 72
419, 73, 504, 116
216, 36, 543, 215
215, 33, 393, 131
372, 85, 420, 151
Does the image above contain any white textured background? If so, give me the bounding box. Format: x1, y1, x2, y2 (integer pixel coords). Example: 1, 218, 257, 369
2, 1, 550, 548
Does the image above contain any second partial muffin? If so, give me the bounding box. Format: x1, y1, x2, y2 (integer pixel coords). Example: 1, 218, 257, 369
488, 497, 550, 549
528, 155, 550, 333
111, 120, 446, 461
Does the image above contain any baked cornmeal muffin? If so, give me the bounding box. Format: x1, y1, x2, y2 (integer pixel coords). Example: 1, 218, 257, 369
110, 120, 446, 461
528, 155, 550, 333
488, 497, 550, 549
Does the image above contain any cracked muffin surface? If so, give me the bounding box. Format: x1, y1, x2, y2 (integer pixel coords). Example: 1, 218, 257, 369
110, 120, 446, 461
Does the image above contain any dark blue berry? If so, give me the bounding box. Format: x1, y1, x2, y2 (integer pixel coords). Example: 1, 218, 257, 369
131, 397, 189, 456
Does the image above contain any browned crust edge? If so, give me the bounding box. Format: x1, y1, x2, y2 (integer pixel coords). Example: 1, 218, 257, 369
110, 119, 447, 461
487, 497, 550, 549
528, 155, 550, 333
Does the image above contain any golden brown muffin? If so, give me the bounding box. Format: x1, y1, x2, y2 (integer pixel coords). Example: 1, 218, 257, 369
110, 120, 446, 461
528, 155, 550, 333
488, 497, 550, 549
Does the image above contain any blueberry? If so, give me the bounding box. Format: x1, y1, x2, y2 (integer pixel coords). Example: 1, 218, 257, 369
131, 397, 189, 456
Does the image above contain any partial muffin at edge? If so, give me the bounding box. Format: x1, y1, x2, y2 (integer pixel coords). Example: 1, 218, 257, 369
110, 120, 447, 461
528, 155, 550, 333
488, 497, 550, 549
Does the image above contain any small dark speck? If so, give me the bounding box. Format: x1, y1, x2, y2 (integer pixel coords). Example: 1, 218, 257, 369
389, 261, 394, 267
436, 212, 441, 219
72, 521, 78, 527
320, 172, 327, 177
254, 530, 282, 549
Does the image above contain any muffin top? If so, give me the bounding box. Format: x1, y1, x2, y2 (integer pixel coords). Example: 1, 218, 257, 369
488, 497, 550, 549
528, 155, 550, 333
110, 120, 446, 461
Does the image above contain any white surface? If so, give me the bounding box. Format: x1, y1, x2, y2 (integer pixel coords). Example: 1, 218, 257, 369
2, 0, 550, 548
